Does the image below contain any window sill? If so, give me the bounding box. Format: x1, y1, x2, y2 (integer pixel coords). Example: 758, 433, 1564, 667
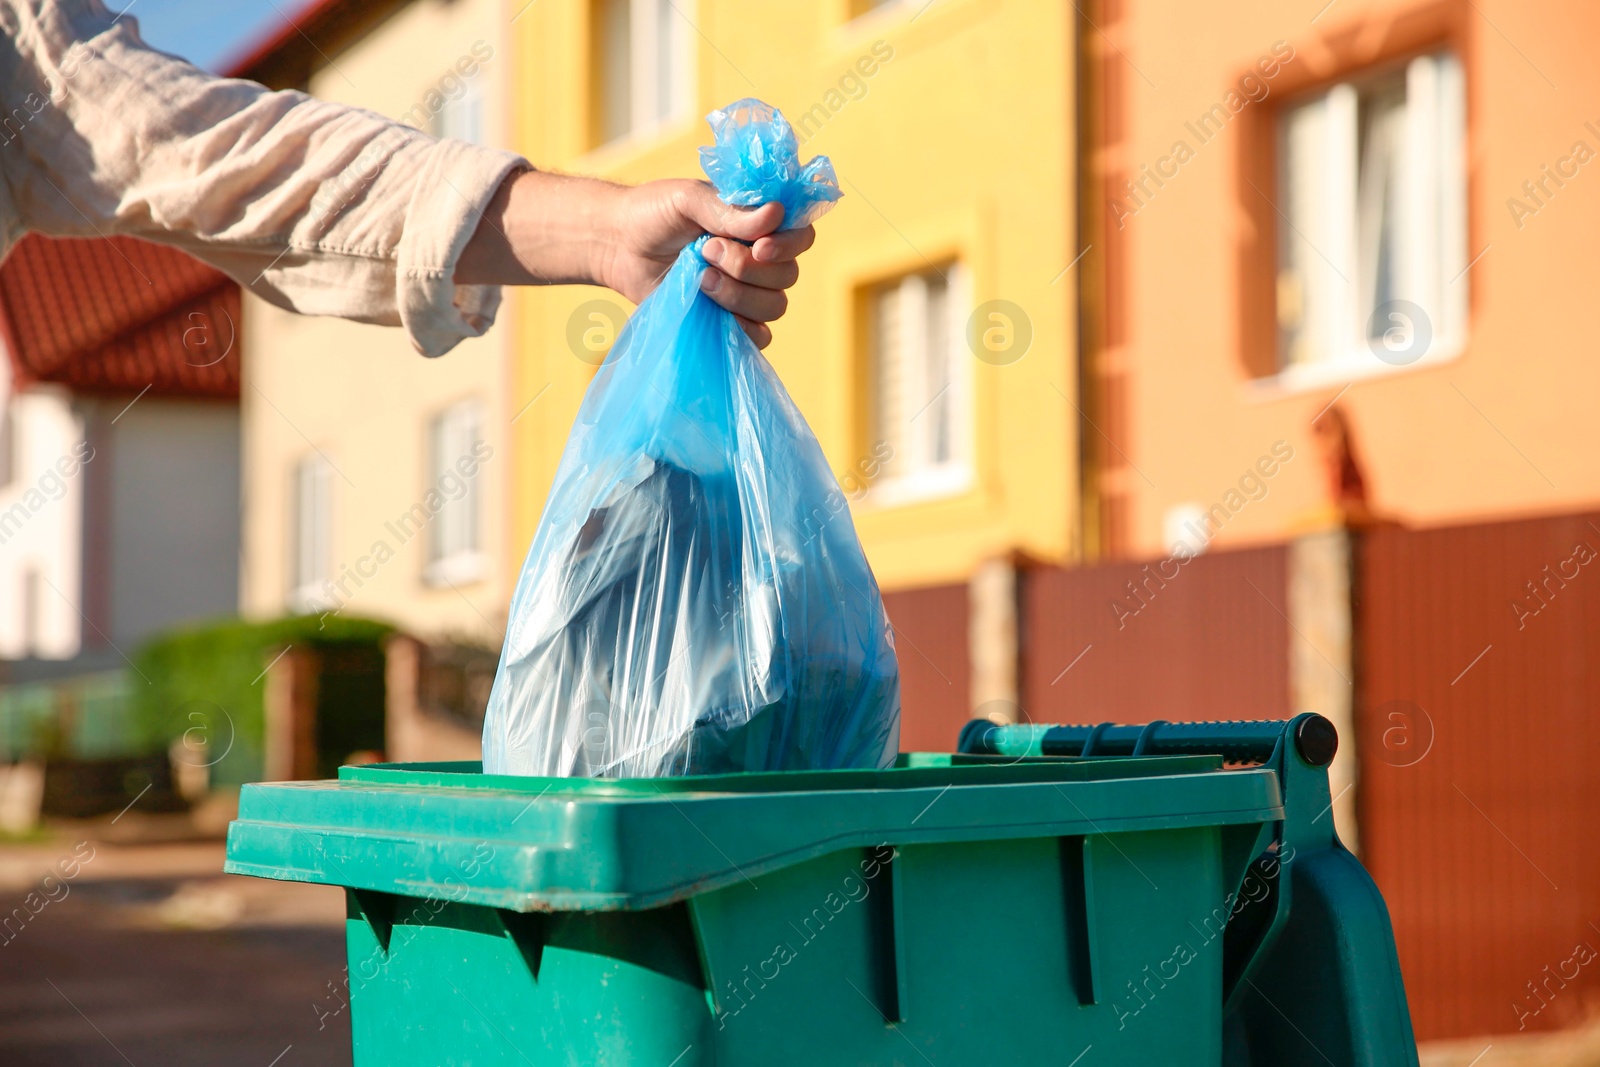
836, 0, 982, 35
1243, 338, 1465, 401
859, 466, 973, 510
424, 552, 489, 589
287, 586, 331, 615
844, 0, 913, 27
582, 115, 698, 170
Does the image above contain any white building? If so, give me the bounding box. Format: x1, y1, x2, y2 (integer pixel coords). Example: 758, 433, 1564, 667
0, 235, 241, 706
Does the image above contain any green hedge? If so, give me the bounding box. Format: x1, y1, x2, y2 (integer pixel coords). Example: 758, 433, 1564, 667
130, 615, 394, 786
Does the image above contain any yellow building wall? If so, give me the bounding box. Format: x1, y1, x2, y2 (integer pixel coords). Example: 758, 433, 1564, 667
240, 0, 513, 641
506, 0, 1079, 592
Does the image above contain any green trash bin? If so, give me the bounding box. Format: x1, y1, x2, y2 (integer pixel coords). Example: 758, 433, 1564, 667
224, 713, 1416, 1066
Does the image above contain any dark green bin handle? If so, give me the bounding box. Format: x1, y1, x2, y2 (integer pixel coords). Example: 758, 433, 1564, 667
957, 714, 1338, 768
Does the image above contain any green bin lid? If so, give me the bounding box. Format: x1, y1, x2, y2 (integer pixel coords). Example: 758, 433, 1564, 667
223, 754, 1282, 912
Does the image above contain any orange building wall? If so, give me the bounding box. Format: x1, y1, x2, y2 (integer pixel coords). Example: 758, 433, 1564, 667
1090, 0, 1600, 559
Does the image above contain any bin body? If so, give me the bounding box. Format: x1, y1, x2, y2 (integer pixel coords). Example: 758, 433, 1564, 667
227, 754, 1281, 1066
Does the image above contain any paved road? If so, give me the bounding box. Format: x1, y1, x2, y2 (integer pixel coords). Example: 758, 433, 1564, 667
0, 835, 352, 1066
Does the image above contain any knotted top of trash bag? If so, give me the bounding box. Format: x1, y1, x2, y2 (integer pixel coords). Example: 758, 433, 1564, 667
698, 98, 843, 231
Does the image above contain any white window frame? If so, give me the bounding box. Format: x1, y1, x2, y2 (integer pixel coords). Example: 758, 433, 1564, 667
432, 80, 486, 146
21, 565, 41, 655
0, 389, 84, 660
850, 0, 911, 21
863, 263, 974, 508
1272, 52, 1467, 391
597, 0, 696, 146
289, 453, 333, 613
424, 400, 487, 588
0, 400, 14, 489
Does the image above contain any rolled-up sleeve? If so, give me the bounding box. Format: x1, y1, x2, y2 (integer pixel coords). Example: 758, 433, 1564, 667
0, 0, 528, 356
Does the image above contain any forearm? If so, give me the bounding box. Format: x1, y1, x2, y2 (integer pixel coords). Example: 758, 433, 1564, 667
454, 170, 624, 288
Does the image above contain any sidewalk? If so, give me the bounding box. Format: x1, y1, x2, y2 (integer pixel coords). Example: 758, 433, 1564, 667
0, 821, 351, 1066
1422, 1023, 1600, 1067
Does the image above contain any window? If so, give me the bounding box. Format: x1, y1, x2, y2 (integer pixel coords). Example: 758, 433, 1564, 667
21, 566, 41, 655
425, 400, 486, 586
595, 0, 695, 145
1276, 53, 1466, 377
850, 0, 904, 16
0, 401, 13, 489
865, 264, 972, 504
431, 81, 485, 145
289, 453, 332, 612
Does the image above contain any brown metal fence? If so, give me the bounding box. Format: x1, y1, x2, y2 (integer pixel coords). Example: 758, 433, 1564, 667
881, 584, 971, 752
1021, 545, 1291, 724
881, 545, 1292, 750
1356, 511, 1600, 1041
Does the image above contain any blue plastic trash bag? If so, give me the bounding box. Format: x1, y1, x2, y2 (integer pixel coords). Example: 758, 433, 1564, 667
481, 98, 900, 778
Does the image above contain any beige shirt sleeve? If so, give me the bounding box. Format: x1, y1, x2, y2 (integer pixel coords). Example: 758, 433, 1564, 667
0, 0, 529, 357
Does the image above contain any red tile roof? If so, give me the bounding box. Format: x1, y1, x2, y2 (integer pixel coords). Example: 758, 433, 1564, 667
219, 0, 412, 90
0, 234, 239, 399
218, 0, 346, 80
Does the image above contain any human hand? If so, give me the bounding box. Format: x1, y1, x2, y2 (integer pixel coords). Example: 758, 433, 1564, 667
596, 178, 816, 349
455, 171, 816, 349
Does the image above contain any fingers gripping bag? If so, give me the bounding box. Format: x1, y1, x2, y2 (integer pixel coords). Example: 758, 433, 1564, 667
481, 99, 901, 778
